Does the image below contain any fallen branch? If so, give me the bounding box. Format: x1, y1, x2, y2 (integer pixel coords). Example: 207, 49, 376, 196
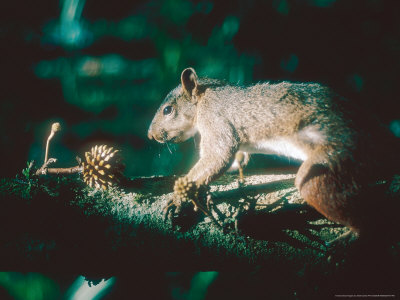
0, 172, 399, 295
35, 160, 82, 176
0, 172, 338, 271
40, 165, 83, 175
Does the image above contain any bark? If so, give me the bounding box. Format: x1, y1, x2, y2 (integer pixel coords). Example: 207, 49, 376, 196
0, 169, 398, 292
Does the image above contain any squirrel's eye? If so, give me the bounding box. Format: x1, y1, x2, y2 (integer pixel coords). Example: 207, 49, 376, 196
163, 105, 173, 116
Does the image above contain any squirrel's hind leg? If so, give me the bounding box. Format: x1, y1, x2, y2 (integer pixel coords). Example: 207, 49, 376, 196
295, 155, 362, 234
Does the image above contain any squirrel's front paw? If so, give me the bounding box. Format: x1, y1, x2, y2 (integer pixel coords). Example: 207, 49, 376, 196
162, 177, 204, 230
163, 177, 218, 230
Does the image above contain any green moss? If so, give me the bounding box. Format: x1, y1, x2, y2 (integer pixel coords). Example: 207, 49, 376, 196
0, 171, 399, 296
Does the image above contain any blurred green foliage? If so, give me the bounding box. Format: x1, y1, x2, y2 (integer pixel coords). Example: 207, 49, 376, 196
29, 0, 258, 178
186, 272, 218, 300
0, 273, 60, 300
1, 0, 399, 179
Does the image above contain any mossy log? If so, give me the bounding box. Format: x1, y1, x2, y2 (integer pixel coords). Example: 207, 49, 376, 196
0, 169, 399, 295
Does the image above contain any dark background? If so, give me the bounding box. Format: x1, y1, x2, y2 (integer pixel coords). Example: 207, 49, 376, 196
1, 0, 399, 179
1, 0, 399, 298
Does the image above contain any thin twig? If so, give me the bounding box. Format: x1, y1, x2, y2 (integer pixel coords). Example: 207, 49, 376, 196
35, 158, 57, 175
36, 159, 82, 176
43, 165, 83, 175
44, 122, 61, 164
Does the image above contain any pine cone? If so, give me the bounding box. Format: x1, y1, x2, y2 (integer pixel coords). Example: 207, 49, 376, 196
173, 177, 198, 204
82, 145, 124, 190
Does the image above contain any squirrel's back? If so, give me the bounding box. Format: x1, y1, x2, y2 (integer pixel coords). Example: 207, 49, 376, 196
197, 80, 354, 148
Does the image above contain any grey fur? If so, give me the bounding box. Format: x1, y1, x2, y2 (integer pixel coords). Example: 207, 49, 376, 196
148, 67, 398, 232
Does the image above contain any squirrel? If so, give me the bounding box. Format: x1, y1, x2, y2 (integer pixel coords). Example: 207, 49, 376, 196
148, 67, 399, 236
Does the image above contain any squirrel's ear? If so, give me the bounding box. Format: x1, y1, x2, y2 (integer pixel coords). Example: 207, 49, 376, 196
181, 68, 198, 97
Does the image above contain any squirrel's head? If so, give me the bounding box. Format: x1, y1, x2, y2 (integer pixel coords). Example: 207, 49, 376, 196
148, 68, 199, 143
